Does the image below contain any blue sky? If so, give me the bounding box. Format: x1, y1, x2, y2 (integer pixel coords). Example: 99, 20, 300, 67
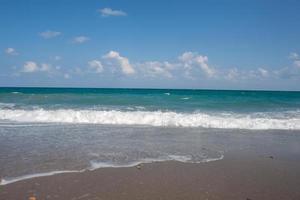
1, 0, 300, 90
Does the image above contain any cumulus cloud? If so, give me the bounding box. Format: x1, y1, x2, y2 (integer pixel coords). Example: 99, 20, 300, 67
54, 56, 62, 61
5, 48, 18, 55
273, 66, 300, 79
73, 36, 90, 44
39, 30, 61, 39
22, 62, 53, 73
289, 52, 299, 60
294, 60, 300, 68
258, 68, 269, 77
138, 61, 174, 78
225, 67, 271, 81
288, 52, 300, 68
64, 73, 70, 79
270, 53, 300, 79
88, 60, 104, 73
103, 51, 135, 75
23, 61, 39, 73
101, 51, 300, 81
45, 51, 300, 84
224, 55, 300, 81
40, 63, 52, 72
226, 68, 239, 80
178, 52, 216, 77
98, 8, 127, 17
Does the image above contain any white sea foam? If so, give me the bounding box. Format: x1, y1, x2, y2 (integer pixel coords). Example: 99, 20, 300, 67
89, 153, 222, 170
0, 170, 82, 186
0, 154, 224, 186
89, 159, 165, 170
0, 123, 58, 127
0, 109, 300, 130
181, 97, 190, 100
0, 102, 15, 109
202, 154, 224, 162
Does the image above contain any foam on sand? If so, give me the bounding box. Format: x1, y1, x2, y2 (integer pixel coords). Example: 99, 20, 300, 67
0, 170, 82, 186
0, 153, 224, 186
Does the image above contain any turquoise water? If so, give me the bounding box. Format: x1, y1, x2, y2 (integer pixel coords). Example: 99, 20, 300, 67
1, 87, 300, 129
1, 87, 300, 112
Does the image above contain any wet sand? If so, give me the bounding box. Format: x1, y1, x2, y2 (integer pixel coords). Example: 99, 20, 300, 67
1, 152, 300, 200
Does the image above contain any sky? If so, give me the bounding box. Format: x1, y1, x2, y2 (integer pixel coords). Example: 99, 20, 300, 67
1, 0, 300, 90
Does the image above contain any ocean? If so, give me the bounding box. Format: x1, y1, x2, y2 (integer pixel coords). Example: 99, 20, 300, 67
1, 87, 300, 185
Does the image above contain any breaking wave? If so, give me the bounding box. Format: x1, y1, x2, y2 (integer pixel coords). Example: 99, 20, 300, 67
0, 108, 300, 130
0, 103, 16, 109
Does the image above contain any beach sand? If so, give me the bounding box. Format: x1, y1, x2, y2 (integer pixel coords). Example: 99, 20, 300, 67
1, 152, 300, 200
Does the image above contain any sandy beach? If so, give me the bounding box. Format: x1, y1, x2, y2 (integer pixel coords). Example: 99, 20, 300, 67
1, 150, 300, 200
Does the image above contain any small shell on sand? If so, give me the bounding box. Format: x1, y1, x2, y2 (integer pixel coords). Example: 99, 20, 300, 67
136, 164, 143, 170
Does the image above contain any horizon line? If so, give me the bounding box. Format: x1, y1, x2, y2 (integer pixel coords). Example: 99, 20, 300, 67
0, 86, 299, 93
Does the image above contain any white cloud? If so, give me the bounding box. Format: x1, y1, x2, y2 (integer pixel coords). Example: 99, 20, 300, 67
73, 36, 90, 44
39, 30, 61, 39
294, 60, 300, 68
5, 48, 18, 55
273, 66, 300, 79
289, 52, 300, 67
64, 73, 70, 79
88, 60, 103, 73
54, 56, 62, 61
178, 52, 216, 77
22, 62, 53, 73
258, 68, 269, 77
178, 52, 196, 66
103, 51, 135, 75
98, 8, 127, 17
289, 52, 299, 60
23, 61, 39, 73
99, 51, 214, 78
40, 63, 52, 72
225, 67, 271, 81
226, 68, 239, 80
138, 61, 174, 78
134, 52, 216, 79
42, 51, 299, 83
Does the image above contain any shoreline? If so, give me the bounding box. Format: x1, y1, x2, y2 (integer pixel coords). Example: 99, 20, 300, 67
1, 152, 300, 200
0, 154, 225, 186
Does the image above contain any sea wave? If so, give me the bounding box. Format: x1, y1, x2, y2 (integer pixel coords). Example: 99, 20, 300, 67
0, 103, 16, 109
0, 108, 300, 130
